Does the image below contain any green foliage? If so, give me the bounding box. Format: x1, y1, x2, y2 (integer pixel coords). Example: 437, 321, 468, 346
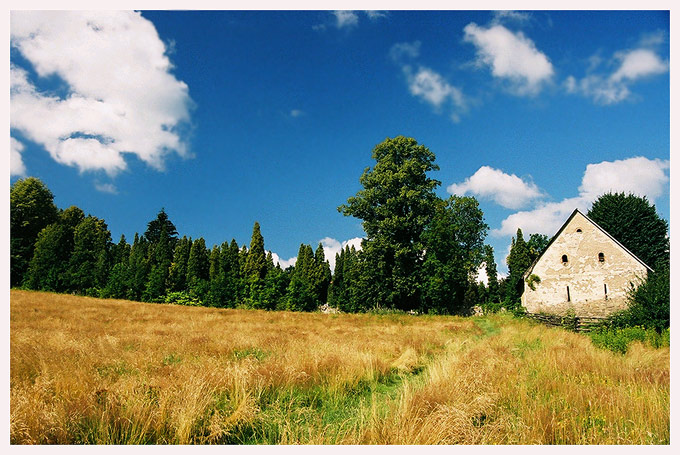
504, 228, 531, 309
10, 177, 59, 286
187, 238, 210, 295
587, 192, 669, 269
483, 245, 500, 305
126, 234, 150, 301
421, 196, 488, 315
67, 216, 112, 293
244, 222, 267, 282
339, 136, 441, 311
167, 236, 192, 293
605, 266, 670, 333
164, 291, 202, 306
589, 326, 670, 354
525, 274, 541, 291
526, 233, 549, 262
144, 208, 178, 247
24, 223, 73, 292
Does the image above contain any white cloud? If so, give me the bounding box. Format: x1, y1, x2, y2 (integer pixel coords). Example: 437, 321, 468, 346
566, 48, 668, 105
463, 23, 554, 96
94, 182, 118, 194
270, 252, 297, 269
320, 237, 363, 272
290, 109, 304, 118
365, 11, 387, 21
491, 11, 532, 25
492, 196, 590, 237
389, 41, 421, 62
10, 137, 27, 176
493, 156, 669, 238
610, 49, 668, 83
333, 11, 359, 29
10, 11, 192, 177
404, 66, 466, 122
579, 156, 670, 203
447, 166, 543, 209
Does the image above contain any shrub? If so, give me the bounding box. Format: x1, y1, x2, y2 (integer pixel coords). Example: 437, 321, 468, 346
589, 326, 670, 354
164, 291, 202, 306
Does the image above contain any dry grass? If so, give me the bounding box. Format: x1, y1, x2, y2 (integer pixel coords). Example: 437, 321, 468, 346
10, 290, 669, 444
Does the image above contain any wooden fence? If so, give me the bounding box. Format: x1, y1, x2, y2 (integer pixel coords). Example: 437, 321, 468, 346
525, 313, 605, 333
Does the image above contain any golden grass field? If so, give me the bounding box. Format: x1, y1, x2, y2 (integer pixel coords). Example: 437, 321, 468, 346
10, 289, 669, 444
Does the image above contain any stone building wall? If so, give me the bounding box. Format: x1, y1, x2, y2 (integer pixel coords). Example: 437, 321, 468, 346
521, 211, 648, 318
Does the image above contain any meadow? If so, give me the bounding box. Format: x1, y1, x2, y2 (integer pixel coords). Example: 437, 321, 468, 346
10, 289, 669, 444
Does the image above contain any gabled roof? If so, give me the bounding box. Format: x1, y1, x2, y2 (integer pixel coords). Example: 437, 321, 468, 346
522, 208, 654, 279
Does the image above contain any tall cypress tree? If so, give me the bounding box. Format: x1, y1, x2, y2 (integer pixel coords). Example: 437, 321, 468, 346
244, 222, 267, 281
505, 228, 531, 309
127, 233, 150, 301
167, 236, 192, 292
143, 225, 173, 301
285, 244, 316, 311
313, 243, 332, 306
484, 245, 500, 305
103, 235, 131, 299
187, 237, 210, 299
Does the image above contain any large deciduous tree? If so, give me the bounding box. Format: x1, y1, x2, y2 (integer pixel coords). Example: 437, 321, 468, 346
587, 192, 669, 269
10, 177, 59, 286
339, 136, 441, 311
421, 196, 488, 314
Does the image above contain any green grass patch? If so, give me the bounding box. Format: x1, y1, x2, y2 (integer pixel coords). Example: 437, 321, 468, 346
589, 326, 670, 354
231, 347, 269, 361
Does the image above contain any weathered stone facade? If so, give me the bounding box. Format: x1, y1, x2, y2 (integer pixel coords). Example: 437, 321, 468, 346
521, 210, 651, 318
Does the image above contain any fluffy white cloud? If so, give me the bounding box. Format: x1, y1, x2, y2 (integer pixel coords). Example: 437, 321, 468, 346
566, 48, 668, 104
493, 156, 669, 238
447, 166, 543, 209
10, 137, 27, 176
320, 237, 363, 272
492, 196, 590, 237
463, 23, 554, 96
333, 11, 359, 29
404, 66, 466, 122
579, 156, 669, 203
610, 49, 668, 83
10, 11, 192, 176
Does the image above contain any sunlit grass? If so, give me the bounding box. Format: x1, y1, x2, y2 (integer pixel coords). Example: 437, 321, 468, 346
10, 289, 669, 444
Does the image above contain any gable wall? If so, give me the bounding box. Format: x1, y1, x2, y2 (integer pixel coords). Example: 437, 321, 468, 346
521, 212, 648, 318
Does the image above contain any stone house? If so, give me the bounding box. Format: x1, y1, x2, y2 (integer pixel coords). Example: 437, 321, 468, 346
521, 209, 652, 318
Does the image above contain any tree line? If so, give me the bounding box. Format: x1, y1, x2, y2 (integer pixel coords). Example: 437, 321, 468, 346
9, 136, 669, 319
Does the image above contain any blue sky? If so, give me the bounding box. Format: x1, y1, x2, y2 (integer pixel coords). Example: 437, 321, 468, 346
9, 10, 670, 275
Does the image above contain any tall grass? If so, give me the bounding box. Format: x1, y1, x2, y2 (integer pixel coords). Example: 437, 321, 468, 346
10, 290, 669, 444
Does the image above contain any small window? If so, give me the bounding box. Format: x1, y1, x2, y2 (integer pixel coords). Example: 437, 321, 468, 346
566, 286, 571, 302
604, 284, 608, 300
598, 252, 605, 262
561, 255, 568, 264
576, 228, 582, 233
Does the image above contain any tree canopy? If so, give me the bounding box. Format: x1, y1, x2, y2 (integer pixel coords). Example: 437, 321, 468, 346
587, 192, 669, 269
